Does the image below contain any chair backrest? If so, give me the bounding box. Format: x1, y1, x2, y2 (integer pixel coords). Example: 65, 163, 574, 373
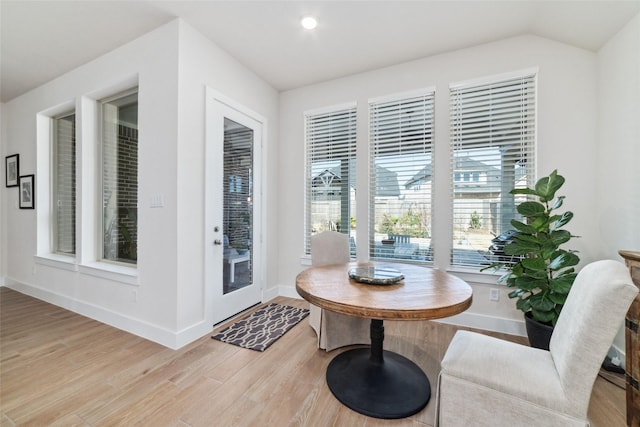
311, 231, 350, 266
550, 259, 638, 413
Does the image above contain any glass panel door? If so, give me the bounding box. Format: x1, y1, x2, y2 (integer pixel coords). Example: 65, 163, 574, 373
205, 90, 263, 326
223, 118, 253, 294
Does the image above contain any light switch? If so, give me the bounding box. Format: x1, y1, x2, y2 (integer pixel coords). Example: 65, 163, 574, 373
150, 194, 164, 208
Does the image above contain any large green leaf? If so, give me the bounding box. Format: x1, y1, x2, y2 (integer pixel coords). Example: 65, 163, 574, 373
548, 251, 580, 270
534, 170, 565, 202
547, 292, 568, 304
513, 233, 539, 244
504, 240, 538, 255
511, 188, 538, 196
552, 211, 574, 229
530, 216, 550, 231
517, 201, 546, 218
510, 219, 537, 234
511, 263, 524, 276
550, 196, 565, 210
531, 308, 556, 323
514, 276, 548, 291
547, 214, 563, 227
516, 298, 531, 311
522, 269, 548, 280
550, 230, 571, 246
555, 269, 576, 278
521, 258, 548, 271
529, 293, 555, 311
549, 274, 576, 294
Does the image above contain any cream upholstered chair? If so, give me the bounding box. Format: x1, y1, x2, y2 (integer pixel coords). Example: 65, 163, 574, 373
435, 259, 638, 427
308, 231, 370, 351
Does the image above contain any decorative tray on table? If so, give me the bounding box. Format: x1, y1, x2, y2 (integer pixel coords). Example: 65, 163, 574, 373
348, 267, 404, 285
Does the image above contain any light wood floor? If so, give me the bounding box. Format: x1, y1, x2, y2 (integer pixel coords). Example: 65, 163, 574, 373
0, 287, 627, 426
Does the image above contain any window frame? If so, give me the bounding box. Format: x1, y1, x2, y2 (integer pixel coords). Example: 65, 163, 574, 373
449, 70, 537, 269
303, 102, 357, 257
51, 110, 77, 256
98, 88, 139, 266
368, 88, 435, 264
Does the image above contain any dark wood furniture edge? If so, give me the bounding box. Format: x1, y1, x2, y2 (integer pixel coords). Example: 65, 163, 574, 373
619, 250, 640, 427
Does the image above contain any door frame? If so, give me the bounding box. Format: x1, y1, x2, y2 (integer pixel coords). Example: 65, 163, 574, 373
205, 87, 266, 326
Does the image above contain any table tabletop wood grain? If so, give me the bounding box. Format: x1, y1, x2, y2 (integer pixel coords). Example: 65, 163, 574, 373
296, 261, 473, 320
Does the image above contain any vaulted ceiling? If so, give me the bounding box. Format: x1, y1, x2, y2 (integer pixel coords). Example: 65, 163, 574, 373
1, 0, 639, 103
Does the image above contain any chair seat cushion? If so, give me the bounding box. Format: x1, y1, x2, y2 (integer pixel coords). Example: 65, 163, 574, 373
441, 330, 576, 416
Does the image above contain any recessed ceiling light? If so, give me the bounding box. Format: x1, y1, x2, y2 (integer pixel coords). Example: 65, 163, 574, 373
301, 16, 317, 30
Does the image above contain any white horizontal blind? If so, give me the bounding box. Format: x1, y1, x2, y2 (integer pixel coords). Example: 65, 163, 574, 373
450, 73, 536, 267
304, 105, 357, 255
53, 112, 76, 255
370, 91, 434, 262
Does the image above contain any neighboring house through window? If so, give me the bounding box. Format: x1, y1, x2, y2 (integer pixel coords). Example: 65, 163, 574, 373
450, 71, 536, 267
304, 103, 356, 255
101, 90, 138, 265
303, 72, 535, 271
369, 90, 434, 262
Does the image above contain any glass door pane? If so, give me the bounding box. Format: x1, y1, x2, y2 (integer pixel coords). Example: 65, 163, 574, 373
223, 118, 253, 294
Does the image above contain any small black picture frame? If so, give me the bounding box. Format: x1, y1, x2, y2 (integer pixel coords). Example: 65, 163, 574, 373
5, 154, 19, 187
19, 174, 35, 209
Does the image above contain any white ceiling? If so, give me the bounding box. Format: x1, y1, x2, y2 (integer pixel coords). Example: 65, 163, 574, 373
1, 0, 639, 103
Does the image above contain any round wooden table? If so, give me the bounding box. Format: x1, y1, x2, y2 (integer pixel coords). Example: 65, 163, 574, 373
296, 261, 473, 419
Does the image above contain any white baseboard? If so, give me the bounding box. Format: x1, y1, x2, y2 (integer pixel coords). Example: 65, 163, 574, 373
262, 285, 281, 302
277, 285, 303, 300
609, 343, 628, 370
434, 311, 526, 337
3, 278, 211, 350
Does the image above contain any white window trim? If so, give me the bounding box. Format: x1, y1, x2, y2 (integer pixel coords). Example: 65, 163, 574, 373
51, 110, 77, 257
33, 80, 141, 283
448, 69, 537, 271
304, 101, 357, 118
368, 88, 436, 264
303, 101, 358, 257
449, 67, 539, 90
79, 262, 139, 285
368, 86, 436, 105
98, 88, 139, 267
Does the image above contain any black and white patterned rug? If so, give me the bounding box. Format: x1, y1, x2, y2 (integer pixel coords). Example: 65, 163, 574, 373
212, 303, 309, 352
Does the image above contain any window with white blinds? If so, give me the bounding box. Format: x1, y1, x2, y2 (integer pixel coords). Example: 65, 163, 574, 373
304, 104, 357, 256
369, 91, 434, 262
450, 72, 536, 268
53, 112, 76, 255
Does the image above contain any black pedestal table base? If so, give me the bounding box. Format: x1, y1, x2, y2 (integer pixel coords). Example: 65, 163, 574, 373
325, 319, 430, 419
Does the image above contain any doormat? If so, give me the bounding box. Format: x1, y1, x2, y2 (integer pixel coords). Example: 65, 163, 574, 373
212, 303, 309, 352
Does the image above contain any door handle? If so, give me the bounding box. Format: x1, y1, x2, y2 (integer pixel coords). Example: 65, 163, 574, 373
213, 239, 222, 245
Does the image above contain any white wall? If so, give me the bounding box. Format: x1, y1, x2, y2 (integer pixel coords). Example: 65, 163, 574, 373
0, 19, 279, 349
173, 21, 279, 341
596, 12, 640, 354
278, 35, 599, 335
596, 13, 640, 260
1, 21, 182, 346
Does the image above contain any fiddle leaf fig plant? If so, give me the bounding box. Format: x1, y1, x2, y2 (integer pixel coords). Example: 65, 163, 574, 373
483, 170, 580, 326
